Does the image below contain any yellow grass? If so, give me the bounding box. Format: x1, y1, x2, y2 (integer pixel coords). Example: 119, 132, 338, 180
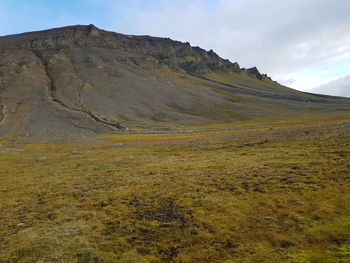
0, 117, 349, 262
185, 56, 196, 62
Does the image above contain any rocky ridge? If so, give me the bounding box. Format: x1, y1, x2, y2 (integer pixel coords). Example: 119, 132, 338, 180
0, 25, 349, 141
0, 24, 268, 79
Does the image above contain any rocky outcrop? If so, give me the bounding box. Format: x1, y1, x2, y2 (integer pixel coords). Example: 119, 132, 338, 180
0, 25, 245, 77
0, 25, 348, 141
239, 67, 272, 81
247, 67, 262, 79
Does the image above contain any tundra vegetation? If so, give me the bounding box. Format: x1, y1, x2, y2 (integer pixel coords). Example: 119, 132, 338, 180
1, 24, 350, 263
0, 116, 349, 263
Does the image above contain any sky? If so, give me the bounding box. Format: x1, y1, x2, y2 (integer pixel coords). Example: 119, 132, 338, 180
1, 0, 349, 97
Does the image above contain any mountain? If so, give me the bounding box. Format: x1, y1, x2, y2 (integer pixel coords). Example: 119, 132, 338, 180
0, 24, 349, 140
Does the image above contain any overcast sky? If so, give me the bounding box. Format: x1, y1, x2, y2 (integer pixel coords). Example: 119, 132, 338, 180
0, 0, 349, 97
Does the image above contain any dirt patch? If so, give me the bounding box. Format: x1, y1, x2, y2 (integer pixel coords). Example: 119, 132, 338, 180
135, 198, 188, 225
0, 104, 6, 124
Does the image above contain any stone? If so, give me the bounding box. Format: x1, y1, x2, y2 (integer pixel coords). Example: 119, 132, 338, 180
36, 156, 47, 162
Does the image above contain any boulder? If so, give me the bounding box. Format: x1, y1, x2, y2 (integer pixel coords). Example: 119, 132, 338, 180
36, 156, 47, 162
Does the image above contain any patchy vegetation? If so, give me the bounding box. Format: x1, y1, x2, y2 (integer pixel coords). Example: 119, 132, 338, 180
2, 25, 349, 141
185, 56, 196, 62
0, 118, 349, 262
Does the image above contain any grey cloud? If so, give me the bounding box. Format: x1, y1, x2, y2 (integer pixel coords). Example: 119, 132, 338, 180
107, 0, 350, 96
112, 1, 350, 69
312, 74, 350, 98
280, 79, 296, 85
2, 0, 348, 96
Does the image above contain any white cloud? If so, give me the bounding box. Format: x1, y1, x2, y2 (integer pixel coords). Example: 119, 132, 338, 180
311, 74, 350, 98
105, 0, 350, 96
1, 0, 349, 97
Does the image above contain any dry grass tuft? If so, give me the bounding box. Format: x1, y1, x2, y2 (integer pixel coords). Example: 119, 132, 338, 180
0, 117, 349, 262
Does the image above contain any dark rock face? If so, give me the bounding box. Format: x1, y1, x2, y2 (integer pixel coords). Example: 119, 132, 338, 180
0, 25, 349, 141
247, 67, 262, 80
0, 25, 241, 75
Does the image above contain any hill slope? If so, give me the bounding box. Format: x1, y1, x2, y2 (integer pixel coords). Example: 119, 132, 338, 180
0, 25, 349, 140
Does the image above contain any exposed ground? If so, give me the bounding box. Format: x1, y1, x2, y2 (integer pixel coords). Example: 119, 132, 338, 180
1, 25, 350, 140
0, 116, 349, 262
1, 24, 350, 263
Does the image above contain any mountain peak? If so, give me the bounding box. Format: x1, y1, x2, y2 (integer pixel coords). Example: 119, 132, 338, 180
88, 24, 98, 29
0, 25, 349, 140
0, 24, 246, 75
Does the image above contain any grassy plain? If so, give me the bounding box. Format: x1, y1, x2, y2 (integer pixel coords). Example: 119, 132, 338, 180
0, 117, 349, 262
